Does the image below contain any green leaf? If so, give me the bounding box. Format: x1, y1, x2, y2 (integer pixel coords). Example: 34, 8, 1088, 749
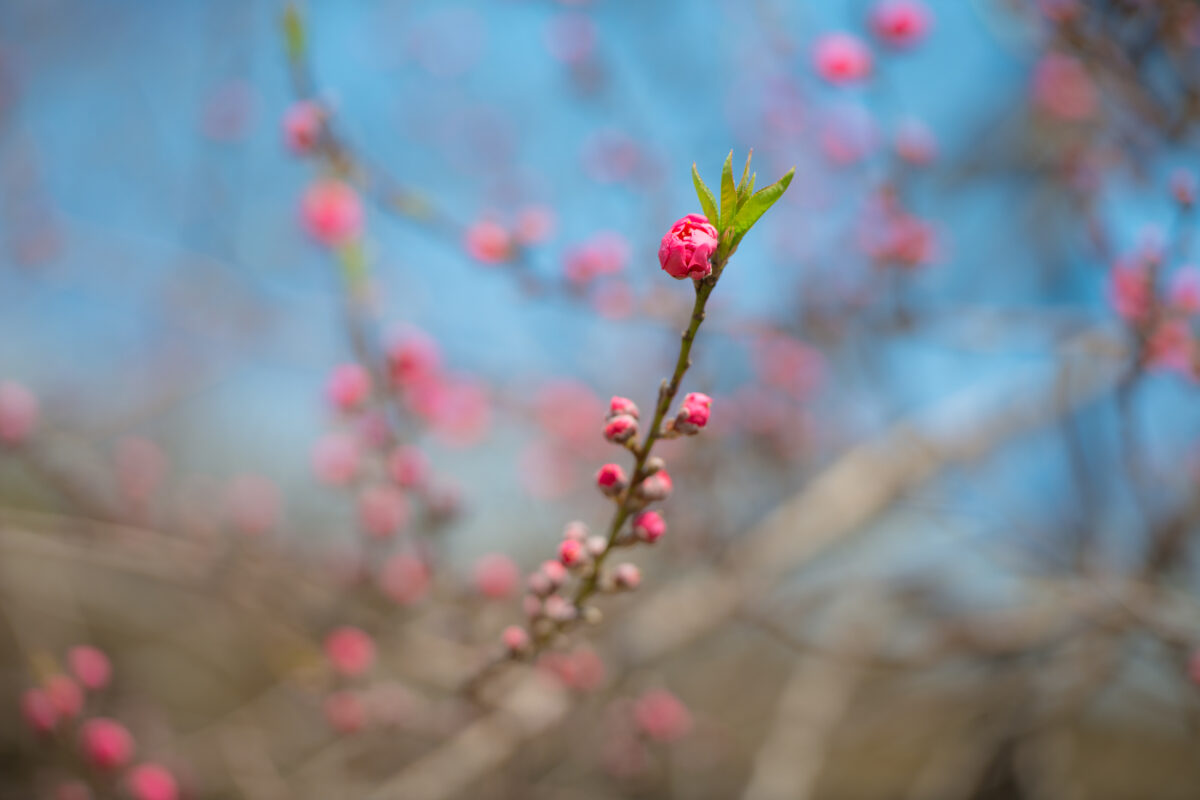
731, 167, 794, 240
719, 151, 736, 231
736, 150, 752, 194
691, 163, 719, 226
283, 4, 306, 61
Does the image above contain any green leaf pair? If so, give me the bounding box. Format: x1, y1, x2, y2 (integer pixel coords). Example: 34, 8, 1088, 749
692, 151, 794, 257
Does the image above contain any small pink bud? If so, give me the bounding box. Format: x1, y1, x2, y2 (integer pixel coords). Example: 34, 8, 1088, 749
585, 536, 607, 557
126, 763, 179, 800
514, 205, 557, 245
608, 396, 639, 420
324, 690, 366, 734
324, 626, 376, 677
632, 511, 666, 543
604, 413, 638, 444
464, 219, 513, 264
311, 433, 361, 486
523, 594, 543, 617
674, 392, 712, 433
20, 688, 57, 733
80, 718, 135, 770
562, 520, 588, 541
633, 689, 692, 743
612, 563, 641, 590
541, 559, 568, 587
813, 33, 873, 85
559, 538, 587, 567
596, 463, 628, 496
283, 100, 323, 155
385, 327, 441, 386
379, 553, 431, 605
326, 363, 371, 412
44, 675, 83, 719
0, 381, 38, 446
473, 553, 520, 599
658, 214, 719, 281
357, 485, 410, 539
387, 445, 430, 488
68, 645, 112, 691
870, 0, 930, 48
502, 625, 531, 655
544, 594, 577, 622
637, 469, 673, 502
301, 179, 364, 247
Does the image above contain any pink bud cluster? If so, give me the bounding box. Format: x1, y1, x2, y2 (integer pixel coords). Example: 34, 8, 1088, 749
320, 626, 418, 735
464, 206, 557, 264
19, 646, 180, 800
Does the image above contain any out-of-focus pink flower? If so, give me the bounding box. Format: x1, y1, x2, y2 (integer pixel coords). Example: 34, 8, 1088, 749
870, 0, 930, 48
473, 553, 520, 599
69, 645, 112, 691
612, 563, 641, 590
44, 675, 83, 719
80, 718, 135, 770
226, 475, 281, 536
514, 205, 557, 245
366, 681, 415, 727
813, 33, 873, 85
518, 440, 578, 499
324, 626, 376, 677
820, 103, 878, 166
283, 100, 323, 155
535, 380, 606, 452
413, 375, 492, 448
357, 485, 410, 539
1170, 267, 1200, 314
20, 688, 57, 733
0, 381, 38, 445
324, 690, 366, 733
540, 647, 605, 691
633, 688, 692, 743
312, 433, 361, 487
755, 335, 825, 400
386, 327, 442, 387
559, 538, 587, 567
894, 117, 937, 165
1108, 262, 1152, 322
1147, 319, 1195, 375
388, 445, 430, 488
1032, 53, 1097, 122
301, 180, 364, 247
379, 553, 431, 605
502, 625, 530, 654
464, 219, 513, 264
564, 231, 631, 285
546, 12, 597, 65
591, 280, 637, 320
603, 732, 650, 780
126, 764, 179, 800
326, 363, 372, 413
659, 214, 719, 280
596, 463, 627, 496
632, 510, 665, 544
115, 437, 167, 507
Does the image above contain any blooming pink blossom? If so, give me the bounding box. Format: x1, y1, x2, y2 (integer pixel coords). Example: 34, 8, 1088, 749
301, 180, 364, 247
386, 326, 442, 387
126, 764, 179, 800
283, 100, 323, 155
632, 510, 666, 544
596, 463, 627, 496
69, 645, 112, 691
326, 363, 372, 412
473, 553, 520, 599
464, 219, 513, 264
20, 688, 57, 733
324, 690, 366, 733
324, 626, 376, 677
80, 718, 135, 770
870, 1, 930, 48
659, 214, 719, 280
813, 33, 873, 85
1032, 53, 1097, 121
379, 553, 431, 605
357, 485, 410, 539
633, 689, 692, 743
44, 675, 83, 719
0, 381, 38, 445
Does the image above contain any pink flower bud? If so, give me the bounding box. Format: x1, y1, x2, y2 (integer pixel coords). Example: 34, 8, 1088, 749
608, 396, 639, 420
68, 645, 112, 691
586, 536, 607, 557
20, 688, 57, 733
514, 205, 557, 246
632, 511, 666, 544
464, 219, 513, 264
283, 100, 323, 155
45, 675, 83, 719
596, 463, 628, 496
387, 445, 430, 488
604, 413, 638, 444
473, 553, 520, 599
386, 327, 441, 387
658, 214, 719, 281
637, 469, 673, 502
127, 763, 179, 800
357, 485, 410, 539
326, 363, 371, 412
894, 117, 937, 166
559, 538, 587, 567
813, 33, 873, 85
311, 433, 361, 486
612, 563, 641, 590
633, 689, 692, 743
324, 626, 376, 677
324, 690, 366, 734
301, 179, 364, 247
80, 718, 135, 770
544, 594, 576, 622
379, 553, 431, 605
502, 625, 531, 655
870, 1, 930, 48
541, 559, 568, 587
562, 520, 589, 541
679, 392, 712, 430
1170, 267, 1200, 315
0, 381, 38, 446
